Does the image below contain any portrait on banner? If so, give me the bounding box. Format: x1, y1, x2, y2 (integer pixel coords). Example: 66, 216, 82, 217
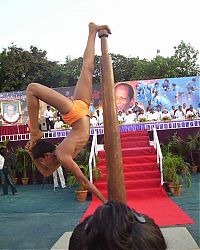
1, 101, 21, 124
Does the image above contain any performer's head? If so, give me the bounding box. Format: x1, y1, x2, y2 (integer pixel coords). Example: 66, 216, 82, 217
31, 140, 58, 166
115, 83, 134, 112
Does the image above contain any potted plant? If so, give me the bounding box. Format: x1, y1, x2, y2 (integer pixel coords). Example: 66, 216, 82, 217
186, 131, 200, 173
15, 147, 31, 185
66, 147, 103, 202
163, 152, 191, 196
67, 164, 89, 202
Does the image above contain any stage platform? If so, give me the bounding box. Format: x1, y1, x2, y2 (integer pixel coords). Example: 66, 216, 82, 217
0, 119, 200, 142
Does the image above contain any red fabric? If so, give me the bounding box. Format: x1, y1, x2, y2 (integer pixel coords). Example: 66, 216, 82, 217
0, 125, 28, 135
82, 130, 194, 226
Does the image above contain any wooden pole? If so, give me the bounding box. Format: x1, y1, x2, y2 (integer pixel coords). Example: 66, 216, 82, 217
98, 30, 126, 203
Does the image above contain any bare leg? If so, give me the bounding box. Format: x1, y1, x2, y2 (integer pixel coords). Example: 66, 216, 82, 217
26, 83, 74, 151
73, 22, 111, 105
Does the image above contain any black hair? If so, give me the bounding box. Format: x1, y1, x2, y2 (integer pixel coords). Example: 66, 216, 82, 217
31, 140, 56, 159
69, 215, 92, 250
116, 83, 134, 101
69, 201, 166, 250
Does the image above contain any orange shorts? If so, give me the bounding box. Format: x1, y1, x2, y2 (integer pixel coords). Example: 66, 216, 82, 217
61, 100, 89, 126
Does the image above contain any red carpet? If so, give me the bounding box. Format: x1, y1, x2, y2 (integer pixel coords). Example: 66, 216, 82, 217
82, 131, 194, 226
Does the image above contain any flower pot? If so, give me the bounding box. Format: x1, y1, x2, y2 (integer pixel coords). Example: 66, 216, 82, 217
169, 184, 182, 196
75, 190, 88, 202
190, 165, 198, 174
21, 177, 29, 185
13, 177, 18, 185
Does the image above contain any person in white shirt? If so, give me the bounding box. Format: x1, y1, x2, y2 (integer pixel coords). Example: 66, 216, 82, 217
90, 114, 98, 126
174, 105, 185, 120
182, 103, 187, 116
186, 106, 197, 119
197, 103, 200, 117
95, 109, 104, 125
54, 117, 64, 129
44, 105, 54, 131
169, 106, 177, 119
161, 109, 172, 120
124, 110, 136, 124
154, 106, 162, 121
53, 166, 66, 189
0, 149, 5, 195
147, 108, 157, 121
117, 111, 125, 123
137, 109, 147, 122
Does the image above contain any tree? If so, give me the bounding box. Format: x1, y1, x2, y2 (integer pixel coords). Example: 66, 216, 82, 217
172, 41, 200, 76
0, 45, 66, 92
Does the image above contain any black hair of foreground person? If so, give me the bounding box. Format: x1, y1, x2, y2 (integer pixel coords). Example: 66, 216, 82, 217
69, 201, 167, 250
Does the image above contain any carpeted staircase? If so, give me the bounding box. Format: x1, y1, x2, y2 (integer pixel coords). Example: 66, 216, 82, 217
82, 130, 194, 226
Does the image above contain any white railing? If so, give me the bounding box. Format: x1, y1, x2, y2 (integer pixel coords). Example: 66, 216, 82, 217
152, 127, 164, 185
88, 131, 98, 183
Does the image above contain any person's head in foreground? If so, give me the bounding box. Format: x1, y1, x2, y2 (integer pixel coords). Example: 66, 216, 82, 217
115, 83, 134, 112
69, 201, 167, 250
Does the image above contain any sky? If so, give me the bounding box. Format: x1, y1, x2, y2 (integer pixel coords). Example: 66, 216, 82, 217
1, 0, 200, 64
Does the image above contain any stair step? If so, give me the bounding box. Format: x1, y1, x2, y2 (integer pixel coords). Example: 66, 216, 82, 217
98, 146, 156, 158
99, 162, 158, 172
97, 170, 160, 183
121, 141, 150, 148
120, 131, 148, 138
120, 136, 149, 143
96, 178, 160, 191
98, 155, 157, 166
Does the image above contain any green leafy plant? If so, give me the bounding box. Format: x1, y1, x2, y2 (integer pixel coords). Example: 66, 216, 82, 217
66, 147, 103, 191
15, 147, 32, 178
186, 131, 200, 166
163, 152, 191, 188
66, 164, 89, 191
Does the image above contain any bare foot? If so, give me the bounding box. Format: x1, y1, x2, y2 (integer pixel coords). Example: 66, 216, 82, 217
89, 22, 111, 34
25, 129, 43, 152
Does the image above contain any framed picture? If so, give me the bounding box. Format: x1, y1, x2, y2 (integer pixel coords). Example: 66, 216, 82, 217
1, 101, 21, 124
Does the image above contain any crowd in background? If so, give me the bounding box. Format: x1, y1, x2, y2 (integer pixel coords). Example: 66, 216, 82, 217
89, 102, 200, 127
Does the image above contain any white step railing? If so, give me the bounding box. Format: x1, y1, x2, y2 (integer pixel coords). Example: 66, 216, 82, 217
88, 131, 98, 183
152, 127, 164, 185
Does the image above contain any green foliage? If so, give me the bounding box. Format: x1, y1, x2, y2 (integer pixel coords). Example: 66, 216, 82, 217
66, 147, 102, 190
187, 131, 200, 166
163, 152, 191, 188
0, 41, 199, 92
15, 147, 32, 178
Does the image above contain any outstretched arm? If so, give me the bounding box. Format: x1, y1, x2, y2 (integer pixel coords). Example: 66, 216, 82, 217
60, 154, 107, 203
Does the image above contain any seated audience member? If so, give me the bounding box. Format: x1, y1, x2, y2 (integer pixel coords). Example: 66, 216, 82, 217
124, 110, 136, 124
137, 109, 147, 121
90, 114, 98, 127
169, 105, 177, 119
197, 103, 200, 117
161, 108, 172, 120
147, 108, 157, 121
54, 117, 64, 129
117, 111, 125, 123
69, 201, 167, 250
154, 105, 162, 120
174, 105, 185, 119
95, 109, 103, 125
182, 103, 187, 116
186, 105, 197, 119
